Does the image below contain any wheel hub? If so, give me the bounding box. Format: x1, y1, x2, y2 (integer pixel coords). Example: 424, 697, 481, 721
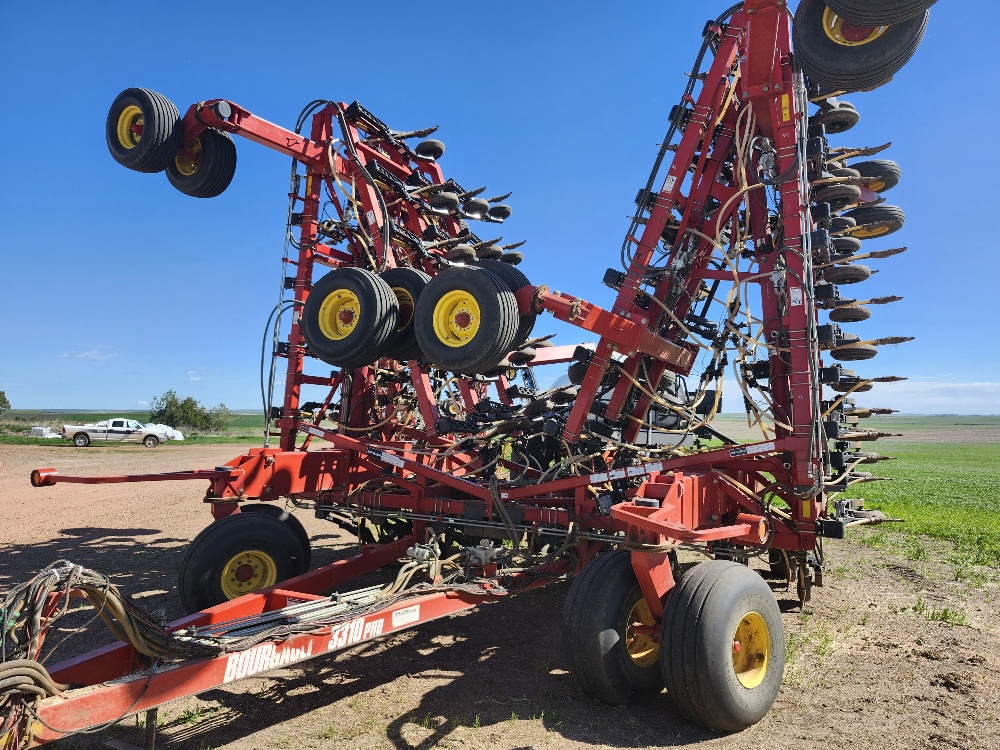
318, 288, 361, 341
625, 598, 659, 667
116, 105, 144, 149
822, 8, 887, 47
221, 550, 277, 599
433, 290, 481, 347
732, 611, 770, 688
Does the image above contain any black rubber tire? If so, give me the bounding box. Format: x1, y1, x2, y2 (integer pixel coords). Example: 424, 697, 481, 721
463, 198, 490, 218
825, 0, 937, 26
106, 88, 181, 173
824, 264, 872, 285
793, 0, 929, 92
765, 550, 789, 580
380, 267, 431, 362
415, 139, 445, 160
177, 513, 307, 613
660, 560, 785, 732
414, 266, 519, 374
166, 128, 237, 198
844, 204, 905, 238
429, 191, 459, 212
73, 433, 90, 447
476, 246, 504, 260
500, 250, 524, 265
471, 260, 536, 350
563, 550, 664, 705
810, 104, 859, 134
814, 184, 861, 212
302, 267, 399, 369
830, 216, 857, 232
830, 167, 861, 179
830, 305, 871, 323
568, 360, 620, 388
831, 235, 862, 254
488, 204, 512, 220
241, 503, 312, 570
832, 380, 873, 393
444, 243, 476, 262
850, 159, 901, 192
831, 343, 879, 361
142, 435, 159, 448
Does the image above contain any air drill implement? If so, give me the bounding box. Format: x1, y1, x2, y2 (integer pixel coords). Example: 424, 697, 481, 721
7, 0, 933, 743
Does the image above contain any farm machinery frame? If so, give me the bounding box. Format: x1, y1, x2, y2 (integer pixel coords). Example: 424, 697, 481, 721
5, 0, 933, 744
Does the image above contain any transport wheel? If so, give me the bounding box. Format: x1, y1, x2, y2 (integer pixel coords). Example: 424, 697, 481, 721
106, 88, 181, 173
241, 503, 312, 569
301, 267, 399, 369
813, 184, 861, 212
380, 267, 431, 362
563, 550, 664, 705
166, 128, 237, 198
414, 266, 518, 374
471, 260, 536, 350
793, 0, 929, 92
850, 159, 901, 192
831, 343, 879, 361
73, 433, 90, 447
810, 102, 859, 133
824, 264, 871, 285
142, 435, 159, 448
829, 305, 871, 323
824, 0, 937, 26
844, 205, 905, 238
177, 513, 307, 613
660, 560, 785, 732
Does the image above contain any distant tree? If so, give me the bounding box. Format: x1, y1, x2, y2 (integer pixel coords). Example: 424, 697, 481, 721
150, 390, 233, 432
0, 391, 9, 416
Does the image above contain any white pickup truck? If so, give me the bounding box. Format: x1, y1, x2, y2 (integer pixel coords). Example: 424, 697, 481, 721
62, 419, 170, 448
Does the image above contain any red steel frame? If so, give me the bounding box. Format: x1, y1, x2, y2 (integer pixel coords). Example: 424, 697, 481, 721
23, 1, 841, 739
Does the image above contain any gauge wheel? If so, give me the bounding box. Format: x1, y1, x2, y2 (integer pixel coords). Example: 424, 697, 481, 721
844, 205, 905, 239
850, 159, 901, 192
142, 435, 159, 448
831, 343, 879, 361
380, 267, 432, 362
166, 128, 237, 198
814, 184, 861, 212
240, 503, 312, 569
302, 267, 399, 369
106, 88, 182, 173
177, 513, 307, 613
793, 0, 929, 92
73, 433, 91, 447
414, 265, 519, 374
563, 550, 664, 705
660, 560, 785, 731
824, 264, 872, 285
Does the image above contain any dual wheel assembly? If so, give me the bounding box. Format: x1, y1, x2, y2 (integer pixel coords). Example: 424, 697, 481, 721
301, 260, 534, 374
564, 551, 784, 731
106, 87, 236, 198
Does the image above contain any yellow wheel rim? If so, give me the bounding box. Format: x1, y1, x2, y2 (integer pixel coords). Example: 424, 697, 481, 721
318, 288, 361, 341
432, 290, 480, 347
822, 8, 888, 47
220, 550, 277, 599
116, 105, 144, 149
174, 138, 202, 176
850, 224, 889, 239
393, 286, 415, 331
867, 179, 886, 192
732, 611, 771, 689
625, 598, 659, 667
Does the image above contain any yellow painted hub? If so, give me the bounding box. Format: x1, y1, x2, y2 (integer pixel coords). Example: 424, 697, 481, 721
867, 178, 887, 192
822, 8, 888, 47
116, 105, 144, 149
318, 288, 361, 341
432, 290, 480, 347
732, 611, 771, 689
174, 138, 202, 176
221, 550, 277, 599
851, 223, 889, 239
625, 598, 659, 667
393, 286, 415, 331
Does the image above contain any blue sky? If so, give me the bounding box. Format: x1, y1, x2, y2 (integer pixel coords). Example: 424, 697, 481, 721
1, 1, 997, 414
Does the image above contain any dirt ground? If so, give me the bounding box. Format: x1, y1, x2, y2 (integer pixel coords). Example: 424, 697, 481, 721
2, 443, 999, 750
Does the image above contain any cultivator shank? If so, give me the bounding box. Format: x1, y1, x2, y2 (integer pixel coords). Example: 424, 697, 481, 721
8, 0, 934, 743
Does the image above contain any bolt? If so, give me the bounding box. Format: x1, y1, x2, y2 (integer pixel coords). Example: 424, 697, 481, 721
640, 318, 648, 325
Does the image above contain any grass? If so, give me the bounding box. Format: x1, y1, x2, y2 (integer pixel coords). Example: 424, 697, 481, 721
853, 442, 1000, 566
912, 597, 967, 626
